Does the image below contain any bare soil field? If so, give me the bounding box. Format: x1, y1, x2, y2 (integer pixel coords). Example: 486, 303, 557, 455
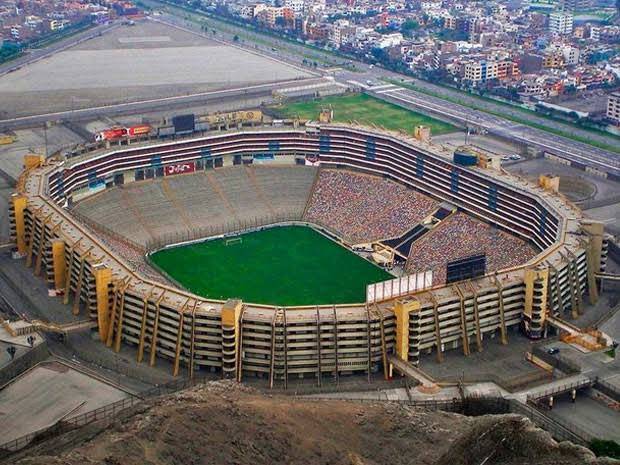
11, 381, 613, 465
0, 20, 311, 118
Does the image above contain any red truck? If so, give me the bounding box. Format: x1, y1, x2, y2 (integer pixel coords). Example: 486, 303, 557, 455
95, 124, 151, 142
127, 124, 151, 137
95, 127, 126, 142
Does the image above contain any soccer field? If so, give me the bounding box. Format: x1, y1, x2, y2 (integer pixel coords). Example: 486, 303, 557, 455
271, 93, 458, 135
149, 226, 392, 306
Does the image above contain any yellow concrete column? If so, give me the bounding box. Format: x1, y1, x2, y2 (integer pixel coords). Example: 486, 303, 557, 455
173, 313, 186, 377
524, 268, 549, 337
93, 264, 112, 342
11, 194, 28, 255
51, 239, 66, 290
582, 221, 604, 304
23, 154, 44, 170
538, 174, 560, 192
221, 299, 243, 377
393, 299, 419, 362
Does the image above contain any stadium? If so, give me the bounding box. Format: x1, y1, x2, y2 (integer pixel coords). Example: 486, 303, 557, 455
8, 121, 611, 387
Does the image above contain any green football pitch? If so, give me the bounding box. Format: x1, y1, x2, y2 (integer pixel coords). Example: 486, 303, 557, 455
149, 226, 392, 306
271, 93, 457, 135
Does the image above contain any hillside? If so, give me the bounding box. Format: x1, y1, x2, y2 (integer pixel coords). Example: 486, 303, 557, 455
11, 381, 616, 465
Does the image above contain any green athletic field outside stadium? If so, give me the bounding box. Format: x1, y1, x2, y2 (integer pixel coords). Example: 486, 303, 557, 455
149, 226, 392, 306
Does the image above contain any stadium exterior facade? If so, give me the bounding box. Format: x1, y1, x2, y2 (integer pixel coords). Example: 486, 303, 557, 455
9, 123, 609, 386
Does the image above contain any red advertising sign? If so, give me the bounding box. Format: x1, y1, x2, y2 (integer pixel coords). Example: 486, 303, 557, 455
164, 162, 196, 176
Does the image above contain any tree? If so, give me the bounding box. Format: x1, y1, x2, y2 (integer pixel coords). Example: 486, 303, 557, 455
401, 19, 419, 37
233, 34, 240, 42
370, 47, 391, 66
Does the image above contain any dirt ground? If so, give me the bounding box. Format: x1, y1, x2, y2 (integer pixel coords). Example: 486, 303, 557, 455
12, 381, 614, 465
0, 20, 310, 118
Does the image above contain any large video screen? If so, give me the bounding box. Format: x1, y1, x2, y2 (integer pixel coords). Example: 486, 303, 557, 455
446, 254, 486, 284
172, 114, 195, 134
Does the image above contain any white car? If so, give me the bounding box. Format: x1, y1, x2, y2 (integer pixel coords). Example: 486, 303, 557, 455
501, 155, 510, 161
509, 154, 522, 160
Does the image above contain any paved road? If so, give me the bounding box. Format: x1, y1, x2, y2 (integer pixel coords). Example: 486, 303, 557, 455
364, 74, 620, 149
547, 395, 620, 441
2, 0, 619, 179
0, 77, 330, 131
148, 1, 620, 150
367, 84, 620, 179
145, 6, 620, 179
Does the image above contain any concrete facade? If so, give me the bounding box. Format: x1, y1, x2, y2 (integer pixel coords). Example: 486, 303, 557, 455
8, 123, 607, 385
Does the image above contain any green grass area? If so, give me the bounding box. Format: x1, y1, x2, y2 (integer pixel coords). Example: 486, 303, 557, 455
590, 439, 620, 459
384, 78, 620, 154
272, 93, 458, 135
149, 225, 392, 306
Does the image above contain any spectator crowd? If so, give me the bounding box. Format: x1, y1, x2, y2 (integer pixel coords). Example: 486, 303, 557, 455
88, 223, 170, 284
406, 212, 538, 285
304, 169, 438, 244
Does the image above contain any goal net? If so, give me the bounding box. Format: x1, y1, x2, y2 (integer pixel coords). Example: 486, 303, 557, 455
225, 237, 243, 246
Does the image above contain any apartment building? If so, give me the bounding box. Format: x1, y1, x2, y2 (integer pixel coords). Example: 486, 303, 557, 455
464, 59, 498, 83
549, 12, 573, 35
606, 92, 620, 122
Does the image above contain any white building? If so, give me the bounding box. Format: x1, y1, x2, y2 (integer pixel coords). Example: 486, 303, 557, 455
561, 46, 580, 65
590, 26, 600, 41
549, 12, 573, 35
376, 32, 403, 49
284, 0, 304, 15
607, 92, 620, 123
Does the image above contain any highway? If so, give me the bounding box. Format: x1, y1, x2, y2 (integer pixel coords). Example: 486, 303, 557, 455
1, 3, 618, 179
145, 6, 620, 179
146, 0, 620, 149
366, 84, 620, 179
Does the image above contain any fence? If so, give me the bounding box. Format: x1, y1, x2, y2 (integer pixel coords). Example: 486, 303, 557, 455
49, 345, 173, 387
289, 394, 510, 416
508, 399, 593, 446
594, 379, 620, 403
144, 216, 344, 253
260, 375, 409, 397
0, 342, 49, 388
276, 393, 594, 445
427, 368, 552, 393
71, 210, 146, 253
532, 345, 582, 375
0, 383, 597, 461
526, 376, 597, 403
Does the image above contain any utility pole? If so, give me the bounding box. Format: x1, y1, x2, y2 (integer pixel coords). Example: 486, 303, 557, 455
43, 123, 48, 159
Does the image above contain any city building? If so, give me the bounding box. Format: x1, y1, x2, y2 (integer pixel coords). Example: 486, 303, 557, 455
607, 92, 620, 123
549, 12, 573, 35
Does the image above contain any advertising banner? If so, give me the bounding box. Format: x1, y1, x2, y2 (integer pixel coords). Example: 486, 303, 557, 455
366, 270, 433, 303
164, 161, 196, 176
